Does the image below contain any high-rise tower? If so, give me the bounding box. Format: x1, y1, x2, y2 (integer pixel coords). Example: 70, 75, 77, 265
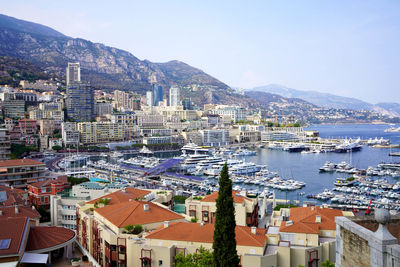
66, 62, 81, 86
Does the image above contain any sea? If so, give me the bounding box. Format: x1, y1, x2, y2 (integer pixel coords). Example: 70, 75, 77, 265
242, 124, 400, 203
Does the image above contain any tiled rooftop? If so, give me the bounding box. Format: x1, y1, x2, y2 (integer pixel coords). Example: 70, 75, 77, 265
146, 222, 267, 247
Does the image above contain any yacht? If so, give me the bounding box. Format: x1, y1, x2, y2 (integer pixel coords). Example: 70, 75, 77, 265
229, 162, 262, 175
334, 140, 362, 153
319, 161, 336, 172
384, 126, 400, 132
180, 154, 210, 171
181, 142, 210, 155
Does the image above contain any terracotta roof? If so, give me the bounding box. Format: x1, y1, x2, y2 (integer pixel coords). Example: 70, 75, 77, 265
146, 222, 267, 247
279, 207, 344, 234
95, 201, 184, 227
26, 226, 75, 252
0, 217, 29, 257
0, 159, 44, 168
87, 187, 151, 205
200, 191, 252, 204
29, 176, 69, 188
0, 206, 41, 219
0, 185, 27, 206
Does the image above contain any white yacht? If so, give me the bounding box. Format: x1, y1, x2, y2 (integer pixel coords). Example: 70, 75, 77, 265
181, 142, 210, 155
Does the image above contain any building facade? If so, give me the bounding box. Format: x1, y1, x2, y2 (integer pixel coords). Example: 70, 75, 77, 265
169, 86, 180, 106
66, 83, 94, 122
66, 62, 81, 86
0, 159, 47, 188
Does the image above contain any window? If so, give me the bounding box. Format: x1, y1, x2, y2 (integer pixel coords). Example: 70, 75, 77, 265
0, 239, 11, 250
158, 260, 163, 266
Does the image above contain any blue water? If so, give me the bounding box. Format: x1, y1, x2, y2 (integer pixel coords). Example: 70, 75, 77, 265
90, 177, 108, 182
245, 124, 400, 202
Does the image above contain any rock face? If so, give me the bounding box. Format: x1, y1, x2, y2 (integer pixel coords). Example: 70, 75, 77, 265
0, 14, 259, 106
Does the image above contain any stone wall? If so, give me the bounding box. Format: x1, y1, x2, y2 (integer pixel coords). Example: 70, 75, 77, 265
338, 227, 370, 267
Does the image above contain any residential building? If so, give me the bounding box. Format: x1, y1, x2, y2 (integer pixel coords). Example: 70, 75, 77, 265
114, 90, 130, 109
27, 176, 70, 210
0, 159, 47, 188
17, 119, 37, 135
95, 102, 113, 116
144, 222, 268, 267
20, 79, 58, 91
199, 129, 230, 146
135, 113, 166, 128
14, 92, 37, 106
182, 98, 193, 110
169, 86, 180, 106
50, 182, 128, 230
61, 122, 80, 146
152, 84, 163, 106
210, 105, 247, 123
185, 191, 258, 226
77, 122, 127, 144
146, 91, 153, 107
0, 128, 10, 160
3, 99, 25, 119
265, 206, 353, 267
143, 136, 172, 145
66, 83, 94, 122
66, 62, 81, 86
49, 138, 62, 149
76, 189, 184, 266
39, 119, 62, 136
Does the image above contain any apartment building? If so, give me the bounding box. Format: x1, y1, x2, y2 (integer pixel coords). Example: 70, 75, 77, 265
76, 189, 184, 266
27, 176, 70, 210
265, 206, 353, 266
77, 122, 127, 144
0, 159, 47, 188
0, 128, 10, 160
40, 119, 62, 136
50, 182, 128, 230
3, 99, 25, 119
199, 129, 230, 146
185, 191, 258, 227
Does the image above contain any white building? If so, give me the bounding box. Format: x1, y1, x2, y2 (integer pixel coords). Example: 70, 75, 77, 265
210, 105, 247, 123
199, 129, 230, 146
146, 91, 153, 107
61, 122, 80, 146
169, 86, 180, 106
66, 62, 81, 86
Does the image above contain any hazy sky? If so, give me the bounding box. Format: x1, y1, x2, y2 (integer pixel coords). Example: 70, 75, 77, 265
2, 0, 400, 103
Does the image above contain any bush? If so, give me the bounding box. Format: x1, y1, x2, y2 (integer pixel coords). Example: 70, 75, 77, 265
174, 195, 188, 203
123, 224, 143, 234
193, 196, 203, 200
191, 217, 198, 223
273, 204, 297, 211
68, 177, 89, 186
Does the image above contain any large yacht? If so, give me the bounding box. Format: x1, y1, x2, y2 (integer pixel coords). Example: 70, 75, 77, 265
181, 142, 210, 155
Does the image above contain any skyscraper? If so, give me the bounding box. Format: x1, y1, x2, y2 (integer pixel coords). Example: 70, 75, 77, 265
152, 84, 163, 106
146, 91, 153, 107
65, 63, 93, 121
169, 86, 180, 106
66, 83, 94, 122
66, 62, 81, 86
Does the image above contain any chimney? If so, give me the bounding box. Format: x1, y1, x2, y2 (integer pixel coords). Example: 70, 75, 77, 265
311, 206, 315, 210
251, 227, 257, 235
143, 204, 149, 211
200, 221, 204, 227
164, 221, 169, 228
15, 206, 19, 214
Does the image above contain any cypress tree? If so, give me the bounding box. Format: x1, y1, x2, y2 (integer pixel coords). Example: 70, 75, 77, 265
213, 163, 239, 267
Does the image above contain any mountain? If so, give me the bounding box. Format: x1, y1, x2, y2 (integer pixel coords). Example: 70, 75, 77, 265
244, 90, 319, 122
0, 14, 257, 106
250, 84, 375, 111
375, 103, 400, 117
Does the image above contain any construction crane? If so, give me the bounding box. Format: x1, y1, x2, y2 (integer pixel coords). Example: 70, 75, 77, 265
365, 198, 373, 215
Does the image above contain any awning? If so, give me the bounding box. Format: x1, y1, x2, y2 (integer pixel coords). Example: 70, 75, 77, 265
20, 252, 48, 264
0, 262, 18, 267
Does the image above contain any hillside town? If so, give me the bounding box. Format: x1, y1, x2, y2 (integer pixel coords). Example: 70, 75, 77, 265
0, 62, 399, 267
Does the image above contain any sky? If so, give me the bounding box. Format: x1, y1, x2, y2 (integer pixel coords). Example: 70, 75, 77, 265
1, 0, 400, 103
